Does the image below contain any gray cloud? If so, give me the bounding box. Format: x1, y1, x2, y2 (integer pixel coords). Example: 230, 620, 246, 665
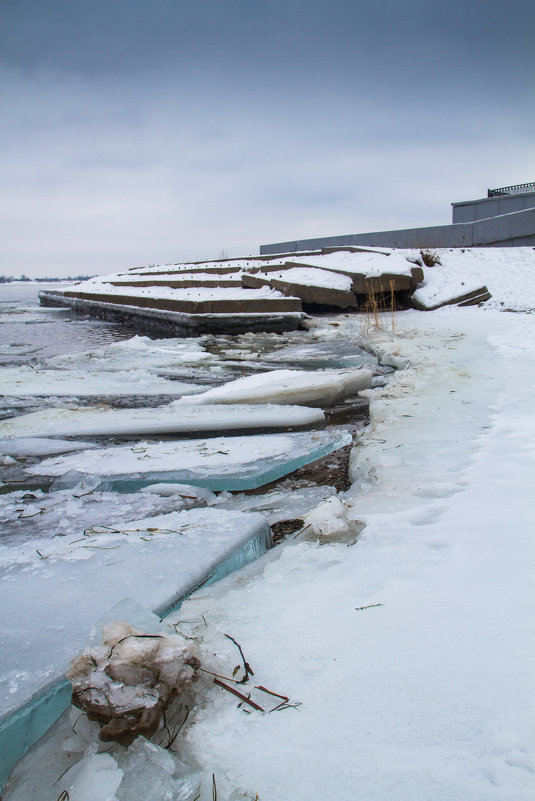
1, 0, 533, 276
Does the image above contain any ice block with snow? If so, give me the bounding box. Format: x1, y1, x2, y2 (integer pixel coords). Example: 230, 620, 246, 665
175, 367, 373, 407
27, 429, 353, 491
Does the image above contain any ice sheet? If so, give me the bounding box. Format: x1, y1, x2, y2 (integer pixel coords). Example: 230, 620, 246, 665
0, 366, 204, 397
176, 367, 373, 407
0, 507, 270, 722
0, 403, 325, 438
26, 430, 353, 491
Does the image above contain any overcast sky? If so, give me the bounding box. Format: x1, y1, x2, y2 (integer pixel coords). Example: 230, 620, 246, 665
1, 0, 533, 277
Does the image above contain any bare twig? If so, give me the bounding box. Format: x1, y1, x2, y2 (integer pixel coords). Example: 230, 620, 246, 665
224, 633, 254, 684
213, 678, 264, 712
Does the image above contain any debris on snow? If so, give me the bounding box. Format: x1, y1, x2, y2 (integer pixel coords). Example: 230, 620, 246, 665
67, 621, 201, 746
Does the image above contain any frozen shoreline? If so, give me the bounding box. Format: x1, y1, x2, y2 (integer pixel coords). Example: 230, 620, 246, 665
165, 308, 535, 801
2, 251, 535, 799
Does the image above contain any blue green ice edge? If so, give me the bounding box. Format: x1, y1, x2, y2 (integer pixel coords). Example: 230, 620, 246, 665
75, 430, 353, 493
0, 519, 271, 790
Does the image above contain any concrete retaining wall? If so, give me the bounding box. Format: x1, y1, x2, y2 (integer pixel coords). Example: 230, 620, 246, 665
260, 208, 535, 255
452, 191, 535, 223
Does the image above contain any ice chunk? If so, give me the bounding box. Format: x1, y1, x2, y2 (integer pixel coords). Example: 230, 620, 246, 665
0, 366, 204, 397
175, 367, 373, 407
0, 437, 97, 456
297, 497, 365, 545
0, 402, 325, 438
63, 753, 123, 801
26, 430, 353, 492
139, 483, 216, 503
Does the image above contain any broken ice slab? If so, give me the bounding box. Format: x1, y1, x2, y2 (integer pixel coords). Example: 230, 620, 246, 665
0, 437, 97, 456
0, 365, 205, 397
0, 403, 325, 439
27, 429, 353, 492
0, 508, 270, 789
176, 367, 373, 407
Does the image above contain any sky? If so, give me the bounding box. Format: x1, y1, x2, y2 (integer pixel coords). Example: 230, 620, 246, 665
0, 0, 533, 278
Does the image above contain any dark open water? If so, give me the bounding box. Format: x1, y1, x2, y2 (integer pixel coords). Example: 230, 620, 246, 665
0, 283, 134, 366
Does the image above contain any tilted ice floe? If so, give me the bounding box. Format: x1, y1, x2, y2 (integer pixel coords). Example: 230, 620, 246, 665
0, 403, 325, 438
176, 367, 373, 407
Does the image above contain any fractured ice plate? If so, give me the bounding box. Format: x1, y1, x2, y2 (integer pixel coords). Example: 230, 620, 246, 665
0, 403, 325, 439
0, 508, 270, 788
27, 430, 353, 491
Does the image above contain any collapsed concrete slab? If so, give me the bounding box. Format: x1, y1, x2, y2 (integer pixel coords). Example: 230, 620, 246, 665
410, 285, 491, 311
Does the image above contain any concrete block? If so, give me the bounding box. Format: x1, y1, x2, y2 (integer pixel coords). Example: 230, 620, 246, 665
241, 273, 271, 288
270, 277, 358, 308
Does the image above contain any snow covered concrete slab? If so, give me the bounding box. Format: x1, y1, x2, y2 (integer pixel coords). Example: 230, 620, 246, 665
39, 291, 305, 336
282, 250, 421, 292
27, 430, 353, 491
268, 266, 358, 308
0, 403, 325, 439
176, 367, 373, 407
0, 508, 270, 789
108, 272, 244, 288
63, 284, 303, 314
0, 365, 203, 397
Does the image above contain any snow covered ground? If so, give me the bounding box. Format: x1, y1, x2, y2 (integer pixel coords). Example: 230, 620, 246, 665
2, 248, 535, 800
160, 305, 534, 801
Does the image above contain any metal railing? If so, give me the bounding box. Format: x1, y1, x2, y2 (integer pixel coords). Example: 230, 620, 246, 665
488, 182, 535, 197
